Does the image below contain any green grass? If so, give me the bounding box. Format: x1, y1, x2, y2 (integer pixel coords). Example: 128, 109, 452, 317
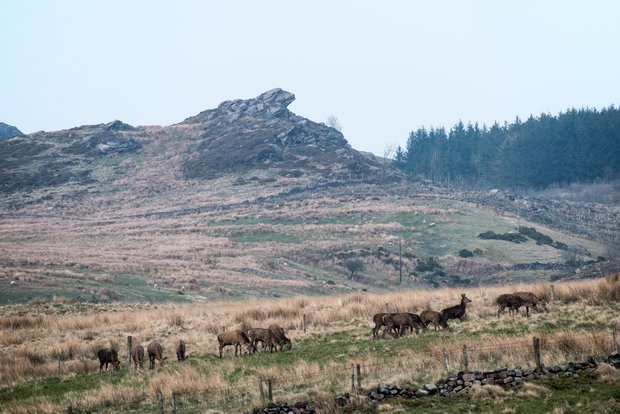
232, 231, 302, 244
0, 371, 126, 405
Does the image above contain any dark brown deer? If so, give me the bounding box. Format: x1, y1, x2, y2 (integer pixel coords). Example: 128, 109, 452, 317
383, 313, 426, 337
441, 293, 472, 323
420, 310, 449, 331
496, 294, 524, 317
406, 313, 428, 334
97, 347, 120, 372
176, 339, 186, 361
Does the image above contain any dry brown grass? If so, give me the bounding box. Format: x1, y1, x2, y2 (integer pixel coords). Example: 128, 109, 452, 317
0, 278, 615, 381
0, 276, 618, 412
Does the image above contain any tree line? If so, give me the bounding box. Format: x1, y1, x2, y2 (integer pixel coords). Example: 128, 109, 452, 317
393, 106, 620, 190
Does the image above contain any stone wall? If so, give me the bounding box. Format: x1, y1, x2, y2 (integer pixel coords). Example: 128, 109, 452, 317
248, 354, 620, 413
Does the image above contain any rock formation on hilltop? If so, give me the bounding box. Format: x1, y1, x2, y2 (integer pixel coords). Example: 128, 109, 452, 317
0, 122, 23, 140
180, 88, 385, 179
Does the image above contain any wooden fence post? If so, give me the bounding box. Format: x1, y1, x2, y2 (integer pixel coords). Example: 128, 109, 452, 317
549, 285, 555, 302
462, 345, 469, 373
267, 379, 273, 402
533, 337, 542, 373
259, 377, 265, 402
57, 354, 61, 377
172, 393, 177, 414
303, 314, 307, 333
356, 364, 361, 390
613, 325, 618, 354
127, 335, 132, 368
350, 364, 355, 392
158, 391, 164, 414
384, 303, 388, 313
443, 348, 450, 377
67, 406, 73, 414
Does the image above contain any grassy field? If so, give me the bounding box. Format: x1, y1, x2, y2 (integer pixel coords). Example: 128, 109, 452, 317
0, 275, 618, 413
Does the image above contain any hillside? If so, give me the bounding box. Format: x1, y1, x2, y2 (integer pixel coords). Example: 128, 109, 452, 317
0, 90, 618, 305
0, 122, 22, 140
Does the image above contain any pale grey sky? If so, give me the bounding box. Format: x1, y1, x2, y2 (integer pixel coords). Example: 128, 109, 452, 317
2, 1, 619, 155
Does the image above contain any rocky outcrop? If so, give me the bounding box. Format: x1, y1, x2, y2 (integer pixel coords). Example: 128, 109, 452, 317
180, 88, 387, 180
0, 122, 23, 140
183, 88, 297, 124
0, 120, 141, 193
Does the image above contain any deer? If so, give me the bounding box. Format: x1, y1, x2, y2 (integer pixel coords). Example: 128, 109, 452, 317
420, 310, 449, 331
513, 291, 548, 316
440, 293, 472, 323
97, 347, 120, 372
147, 341, 167, 369
217, 330, 256, 358
130, 343, 144, 369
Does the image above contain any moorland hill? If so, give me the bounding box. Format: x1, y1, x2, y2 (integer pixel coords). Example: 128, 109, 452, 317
0, 90, 618, 304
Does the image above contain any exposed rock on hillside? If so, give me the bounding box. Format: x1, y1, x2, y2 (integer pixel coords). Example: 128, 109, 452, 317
0, 122, 23, 140
180, 88, 385, 179
0, 121, 141, 193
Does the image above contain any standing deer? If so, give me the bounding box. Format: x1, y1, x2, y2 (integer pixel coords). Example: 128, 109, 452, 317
440, 293, 472, 323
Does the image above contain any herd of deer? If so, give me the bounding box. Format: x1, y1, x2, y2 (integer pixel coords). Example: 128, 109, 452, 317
217, 324, 292, 358
96, 324, 293, 372
96, 292, 548, 371
372, 291, 548, 338
97, 339, 186, 372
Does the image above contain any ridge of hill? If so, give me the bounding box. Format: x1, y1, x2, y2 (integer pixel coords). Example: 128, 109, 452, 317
0, 89, 389, 198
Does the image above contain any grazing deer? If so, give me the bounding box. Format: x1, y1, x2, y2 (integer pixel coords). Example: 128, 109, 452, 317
97, 347, 120, 372
217, 330, 256, 358
131, 343, 144, 369
420, 310, 449, 331
147, 341, 167, 369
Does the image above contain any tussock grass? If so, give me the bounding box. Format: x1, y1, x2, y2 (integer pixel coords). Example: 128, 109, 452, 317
597, 363, 620, 384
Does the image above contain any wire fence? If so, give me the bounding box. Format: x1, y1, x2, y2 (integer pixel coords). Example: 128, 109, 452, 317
63, 326, 619, 413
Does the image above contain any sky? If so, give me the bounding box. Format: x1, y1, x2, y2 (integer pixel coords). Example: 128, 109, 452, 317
2, 1, 619, 156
